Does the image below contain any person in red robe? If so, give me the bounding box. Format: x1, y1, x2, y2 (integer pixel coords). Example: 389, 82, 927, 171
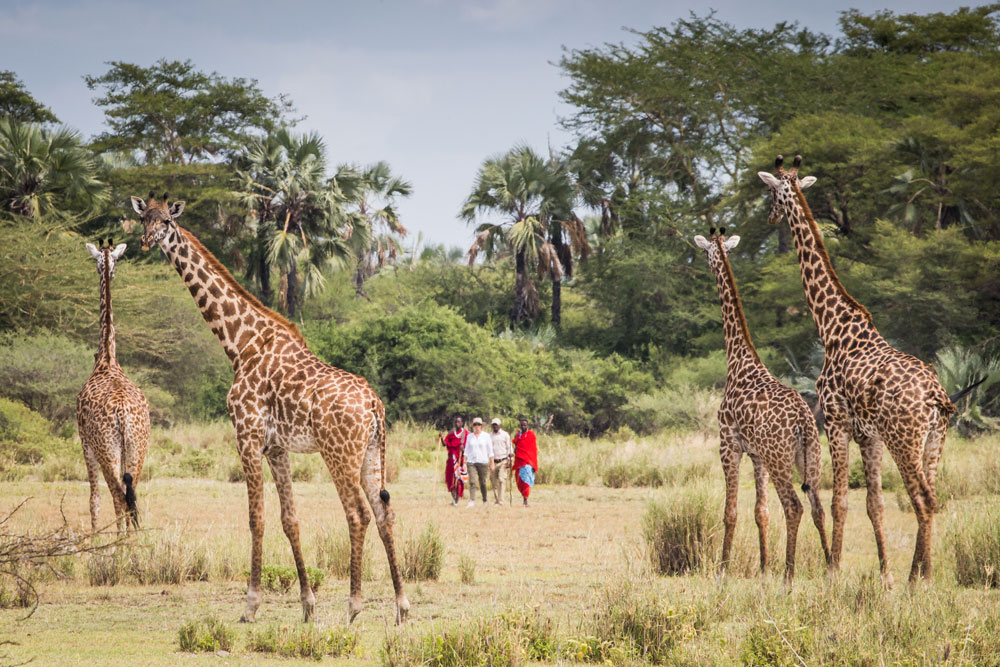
512, 417, 538, 507
439, 417, 468, 506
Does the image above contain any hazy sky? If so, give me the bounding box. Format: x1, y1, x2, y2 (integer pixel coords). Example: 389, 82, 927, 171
0, 0, 974, 249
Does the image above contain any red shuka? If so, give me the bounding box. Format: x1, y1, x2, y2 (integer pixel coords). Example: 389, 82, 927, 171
443, 429, 468, 497
513, 429, 538, 499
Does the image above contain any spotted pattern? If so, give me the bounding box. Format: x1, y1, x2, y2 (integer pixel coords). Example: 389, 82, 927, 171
760, 157, 955, 584
132, 194, 409, 624
696, 232, 830, 580
76, 241, 150, 533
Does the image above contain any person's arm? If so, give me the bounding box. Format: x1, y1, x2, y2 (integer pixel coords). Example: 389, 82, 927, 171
487, 435, 495, 472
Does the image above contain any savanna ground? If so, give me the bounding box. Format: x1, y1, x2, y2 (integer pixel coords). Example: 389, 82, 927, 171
2, 423, 1000, 665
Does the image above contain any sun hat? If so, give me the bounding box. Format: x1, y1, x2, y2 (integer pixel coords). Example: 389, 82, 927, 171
491, 418, 501, 426
471, 417, 483, 425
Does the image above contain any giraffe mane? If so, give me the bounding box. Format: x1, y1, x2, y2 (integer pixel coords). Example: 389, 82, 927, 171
789, 180, 873, 324
716, 238, 761, 364
178, 227, 307, 345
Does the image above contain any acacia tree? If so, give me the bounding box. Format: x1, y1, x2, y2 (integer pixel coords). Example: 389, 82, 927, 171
338, 161, 412, 296
0, 71, 59, 123
85, 59, 294, 164
461, 146, 582, 326
232, 129, 350, 318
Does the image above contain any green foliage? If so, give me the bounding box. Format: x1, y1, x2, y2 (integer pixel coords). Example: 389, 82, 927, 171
936, 344, 1000, 435
0, 331, 92, 425
177, 615, 235, 653
625, 385, 721, 435
401, 522, 444, 582
643, 489, 715, 575
0, 397, 76, 464
0, 70, 58, 123
85, 59, 294, 164
246, 623, 358, 659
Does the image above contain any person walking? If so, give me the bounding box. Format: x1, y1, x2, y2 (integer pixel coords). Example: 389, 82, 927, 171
463, 418, 495, 507
513, 417, 538, 507
489, 418, 513, 505
439, 416, 468, 506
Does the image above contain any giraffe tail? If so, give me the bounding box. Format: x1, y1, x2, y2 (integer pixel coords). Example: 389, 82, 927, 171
799, 415, 822, 494
375, 401, 390, 505
123, 472, 138, 529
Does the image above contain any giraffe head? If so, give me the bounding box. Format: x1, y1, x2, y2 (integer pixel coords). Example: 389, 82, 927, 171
131, 191, 185, 251
693, 227, 740, 269
85, 238, 127, 278
757, 155, 817, 225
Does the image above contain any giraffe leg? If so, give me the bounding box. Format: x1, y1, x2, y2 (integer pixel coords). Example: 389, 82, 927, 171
238, 439, 265, 623
719, 438, 742, 575
265, 448, 315, 622
750, 455, 770, 574
919, 419, 947, 579
807, 485, 830, 568
824, 419, 851, 573
329, 473, 370, 625
895, 445, 935, 585
360, 432, 409, 623
773, 475, 803, 582
858, 437, 892, 588
83, 446, 102, 533
98, 454, 127, 534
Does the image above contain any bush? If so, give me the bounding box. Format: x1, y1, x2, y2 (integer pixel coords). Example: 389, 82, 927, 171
0, 330, 92, 425
177, 615, 236, 653
0, 397, 77, 465
643, 488, 716, 575
401, 522, 444, 581
625, 385, 721, 435
246, 623, 358, 659
949, 506, 1000, 588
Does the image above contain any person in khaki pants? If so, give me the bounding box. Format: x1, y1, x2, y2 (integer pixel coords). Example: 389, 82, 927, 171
489, 418, 513, 504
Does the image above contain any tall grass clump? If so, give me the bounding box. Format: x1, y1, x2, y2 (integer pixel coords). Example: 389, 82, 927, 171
949, 506, 1000, 588
247, 623, 358, 660
458, 554, 476, 584
401, 522, 444, 581
643, 487, 716, 574
177, 615, 236, 653
129, 530, 211, 584
314, 527, 374, 580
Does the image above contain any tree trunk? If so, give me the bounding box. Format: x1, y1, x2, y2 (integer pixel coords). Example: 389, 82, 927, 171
353, 266, 367, 297
257, 225, 272, 306
512, 248, 528, 325
286, 261, 298, 319
550, 228, 564, 328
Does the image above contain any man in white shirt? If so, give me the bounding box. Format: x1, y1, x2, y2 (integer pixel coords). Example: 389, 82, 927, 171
489, 418, 513, 505
463, 417, 495, 507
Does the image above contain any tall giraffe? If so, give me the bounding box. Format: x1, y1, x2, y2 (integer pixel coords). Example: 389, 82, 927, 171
77, 239, 150, 533
695, 229, 829, 580
759, 155, 956, 584
132, 192, 408, 624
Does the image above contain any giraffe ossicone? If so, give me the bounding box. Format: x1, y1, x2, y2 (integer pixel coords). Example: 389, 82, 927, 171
133, 192, 409, 624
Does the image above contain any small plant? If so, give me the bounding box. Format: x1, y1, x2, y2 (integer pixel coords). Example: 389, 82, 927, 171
401, 522, 444, 581
382, 615, 526, 666
643, 489, 715, 575
87, 550, 127, 586
177, 615, 236, 653
314, 528, 373, 580
258, 564, 297, 593
0, 564, 38, 609
458, 554, 476, 585
246, 623, 358, 659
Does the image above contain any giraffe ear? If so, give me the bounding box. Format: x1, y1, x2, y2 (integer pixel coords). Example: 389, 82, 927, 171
758, 172, 781, 189
798, 176, 817, 190
168, 200, 185, 218
111, 243, 127, 260
85, 243, 101, 260
693, 235, 711, 250
130, 196, 146, 215
723, 235, 741, 251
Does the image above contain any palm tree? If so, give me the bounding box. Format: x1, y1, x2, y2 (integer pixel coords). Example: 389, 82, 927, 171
0, 118, 106, 219
338, 161, 412, 296
233, 129, 350, 318
461, 146, 585, 326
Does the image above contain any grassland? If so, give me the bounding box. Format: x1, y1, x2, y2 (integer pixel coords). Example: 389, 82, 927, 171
2, 424, 1000, 665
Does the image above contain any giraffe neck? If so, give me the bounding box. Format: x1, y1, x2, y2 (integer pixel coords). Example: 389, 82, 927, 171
96, 255, 117, 367
709, 245, 761, 369
786, 183, 876, 349
157, 224, 305, 370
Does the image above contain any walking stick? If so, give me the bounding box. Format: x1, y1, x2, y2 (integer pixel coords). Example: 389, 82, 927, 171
508, 459, 513, 505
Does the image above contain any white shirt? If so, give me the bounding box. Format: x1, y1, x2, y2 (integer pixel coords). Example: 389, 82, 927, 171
463, 430, 494, 464
490, 429, 512, 459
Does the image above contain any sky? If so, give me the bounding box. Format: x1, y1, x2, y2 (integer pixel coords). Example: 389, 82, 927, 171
0, 0, 976, 250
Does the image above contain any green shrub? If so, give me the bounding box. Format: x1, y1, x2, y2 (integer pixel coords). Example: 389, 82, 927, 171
38, 457, 86, 482
625, 385, 721, 435
949, 507, 1000, 588
458, 554, 476, 585
0, 331, 92, 424
177, 615, 236, 653
401, 522, 444, 581
0, 397, 77, 465
643, 488, 716, 575
247, 623, 358, 660
381, 613, 537, 667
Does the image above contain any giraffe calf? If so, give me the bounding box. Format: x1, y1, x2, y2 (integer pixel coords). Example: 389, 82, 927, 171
695, 231, 830, 580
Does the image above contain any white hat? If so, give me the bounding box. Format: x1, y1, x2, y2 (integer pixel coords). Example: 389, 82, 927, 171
471, 417, 483, 425
491, 418, 501, 426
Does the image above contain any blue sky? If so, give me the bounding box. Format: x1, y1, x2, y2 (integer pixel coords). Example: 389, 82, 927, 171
0, 0, 974, 249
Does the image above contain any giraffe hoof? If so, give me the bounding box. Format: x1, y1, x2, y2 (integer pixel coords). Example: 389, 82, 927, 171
238, 615, 255, 624
395, 596, 410, 625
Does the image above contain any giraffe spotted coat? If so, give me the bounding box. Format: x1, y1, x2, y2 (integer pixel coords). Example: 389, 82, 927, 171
694, 231, 829, 580
132, 192, 408, 624
760, 156, 955, 585
77, 240, 150, 533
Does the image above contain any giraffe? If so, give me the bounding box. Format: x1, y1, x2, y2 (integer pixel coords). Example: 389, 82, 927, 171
759, 155, 957, 585
131, 192, 409, 624
76, 238, 150, 534
694, 228, 829, 580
